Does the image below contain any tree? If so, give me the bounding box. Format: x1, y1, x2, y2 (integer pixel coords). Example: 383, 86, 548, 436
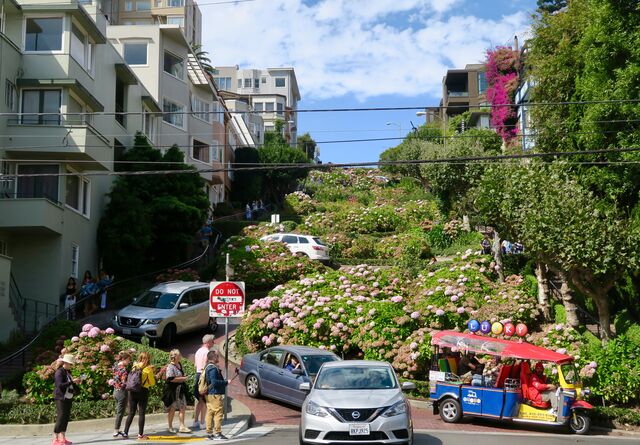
296, 133, 318, 160
191, 43, 215, 77
98, 134, 209, 278
536, 0, 567, 13
231, 146, 262, 204
258, 120, 310, 205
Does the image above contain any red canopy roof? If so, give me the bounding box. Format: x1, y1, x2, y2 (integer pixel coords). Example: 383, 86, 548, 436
431, 330, 574, 364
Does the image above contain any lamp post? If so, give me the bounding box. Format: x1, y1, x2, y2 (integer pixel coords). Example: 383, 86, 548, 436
386, 121, 402, 141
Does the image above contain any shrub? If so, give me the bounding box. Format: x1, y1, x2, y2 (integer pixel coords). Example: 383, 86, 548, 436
592, 406, 640, 428
283, 191, 316, 215
155, 268, 199, 283
554, 304, 567, 324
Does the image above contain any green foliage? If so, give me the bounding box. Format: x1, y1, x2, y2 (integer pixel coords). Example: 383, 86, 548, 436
283, 191, 316, 215
536, 0, 567, 14
98, 134, 208, 278
592, 406, 640, 428
296, 133, 318, 160
231, 146, 262, 203
554, 304, 567, 324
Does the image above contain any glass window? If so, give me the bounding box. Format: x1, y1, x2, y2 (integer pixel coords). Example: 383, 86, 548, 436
5, 80, 16, 111
167, 15, 184, 27
211, 141, 219, 161
298, 237, 309, 244
132, 290, 179, 309
71, 245, 79, 279
237, 79, 242, 89
21, 90, 61, 125
124, 42, 147, 65
254, 78, 259, 88
167, 0, 184, 6
191, 287, 209, 304
65, 172, 80, 210
192, 139, 210, 163
25, 17, 63, 52
70, 24, 86, 68
277, 103, 284, 116
163, 98, 184, 128
164, 51, 184, 79
244, 78, 251, 88
253, 102, 263, 112
16, 164, 59, 201
300, 354, 339, 376
282, 235, 298, 244
275, 77, 286, 87
115, 78, 126, 127
124, 1, 133, 11
265, 102, 274, 112
478, 71, 488, 94
261, 77, 266, 84
67, 95, 83, 125
142, 108, 156, 142
260, 350, 283, 366
192, 96, 211, 122
136, 0, 151, 10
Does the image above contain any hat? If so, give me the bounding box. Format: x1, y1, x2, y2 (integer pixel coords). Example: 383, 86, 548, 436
61, 354, 76, 365
534, 362, 544, 372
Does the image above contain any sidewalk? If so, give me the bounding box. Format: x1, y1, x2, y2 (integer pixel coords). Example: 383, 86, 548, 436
0, 399, 251, 444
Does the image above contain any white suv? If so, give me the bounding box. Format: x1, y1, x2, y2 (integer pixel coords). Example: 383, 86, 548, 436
260, 233, 330, 260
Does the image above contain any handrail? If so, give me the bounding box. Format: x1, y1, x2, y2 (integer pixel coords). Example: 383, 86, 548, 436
547, 277, 602, 333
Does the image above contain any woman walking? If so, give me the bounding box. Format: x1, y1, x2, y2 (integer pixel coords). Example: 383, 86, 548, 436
166, 349, 191, 433
123, 351, 155, 440
111, 351, 131, 438
53, 354, 81, 445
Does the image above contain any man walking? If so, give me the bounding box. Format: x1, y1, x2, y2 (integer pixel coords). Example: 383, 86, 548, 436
204, 350, 229, 440
193, 334, 215, 430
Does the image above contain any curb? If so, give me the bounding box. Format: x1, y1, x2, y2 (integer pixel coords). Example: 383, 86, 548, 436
408, 399, 432, 410
0, 398, 251, 438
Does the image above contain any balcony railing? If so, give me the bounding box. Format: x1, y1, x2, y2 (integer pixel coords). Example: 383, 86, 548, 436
0, 191, 62, 207
447, 91, 469, 97
9, 114, 94, 127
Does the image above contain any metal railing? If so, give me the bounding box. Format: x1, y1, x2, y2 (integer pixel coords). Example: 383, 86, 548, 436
8, 274, 24, 331
547, 277, 602, 337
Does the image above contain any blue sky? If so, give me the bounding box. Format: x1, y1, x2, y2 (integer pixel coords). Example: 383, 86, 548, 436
201, 0, 538, 163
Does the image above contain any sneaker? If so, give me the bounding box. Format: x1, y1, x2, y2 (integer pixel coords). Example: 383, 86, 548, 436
178, 426, 192, 433
168, 428, 177, 434
137, 434, 149, 440
121, 433, 129, 439
212, 433, 228, 440
113, 432, 121, 438
192, 421, 200, 430
206, 434, 214, 440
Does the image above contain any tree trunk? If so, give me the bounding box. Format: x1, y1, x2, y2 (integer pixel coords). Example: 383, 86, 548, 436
557, 271, 580, 329
492, 231, 504, 283
569, 271, 615, 341
591, 290, 613, 341
535, 263, 551, 320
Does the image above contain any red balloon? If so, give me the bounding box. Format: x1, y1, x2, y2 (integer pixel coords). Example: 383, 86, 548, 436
516, 323, 528, 337
504, 322, 516, 336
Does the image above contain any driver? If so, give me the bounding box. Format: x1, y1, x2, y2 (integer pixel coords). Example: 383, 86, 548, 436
284, 356, 301, 372
529, 362, 558, 412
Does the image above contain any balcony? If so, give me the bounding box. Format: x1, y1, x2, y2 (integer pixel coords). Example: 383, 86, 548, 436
4, 116, 112, 170
0, 197, 64, 235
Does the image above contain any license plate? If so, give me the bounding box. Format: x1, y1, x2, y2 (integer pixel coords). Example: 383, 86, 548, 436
349, 424, 370, 436
122, 328, 132, 335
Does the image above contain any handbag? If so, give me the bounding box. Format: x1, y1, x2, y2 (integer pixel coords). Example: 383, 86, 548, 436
162, 384, 174, 407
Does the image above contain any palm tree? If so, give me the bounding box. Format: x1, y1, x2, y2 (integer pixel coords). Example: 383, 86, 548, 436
191, 43, 215, 78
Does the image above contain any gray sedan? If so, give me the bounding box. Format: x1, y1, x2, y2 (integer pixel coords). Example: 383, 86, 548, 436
239, 346, 341, 407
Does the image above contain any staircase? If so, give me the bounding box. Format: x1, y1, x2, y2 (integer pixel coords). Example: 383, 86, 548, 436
547, 276, 602, 337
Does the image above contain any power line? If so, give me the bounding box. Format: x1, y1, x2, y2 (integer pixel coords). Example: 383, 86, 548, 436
3, 147, 639, 179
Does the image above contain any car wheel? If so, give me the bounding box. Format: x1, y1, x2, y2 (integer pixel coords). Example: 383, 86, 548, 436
439, 398, 462, 423
569, 411, 591, 435
245, 374, 261, 398
295, 252, 307, 257
208, 317, 218, 333
161, 324, 176, 346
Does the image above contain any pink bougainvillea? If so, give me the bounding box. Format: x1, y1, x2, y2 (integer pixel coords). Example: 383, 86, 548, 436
485, 47, 520, 144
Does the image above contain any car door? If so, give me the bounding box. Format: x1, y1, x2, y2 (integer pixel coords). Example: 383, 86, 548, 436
281, 235, 300, 255
296, 236, 311, 257
277, 353, 310, 406
175, 289, 202, 334
257, 349, 285, 397
188, 287, 210, 331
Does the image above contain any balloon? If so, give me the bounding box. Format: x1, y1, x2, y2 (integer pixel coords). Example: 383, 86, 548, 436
491, 322, 503, 335
516, 323, 528, 337
480, 320, 492, 334
504, 322, 516, 336
467, 319, 480, 332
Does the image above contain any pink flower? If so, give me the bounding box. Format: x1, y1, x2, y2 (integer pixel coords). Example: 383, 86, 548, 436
108, 379, 115, 386
105, 327, 115, 334
79, 332, 88, 338
435, 309, 445, 316
456, 307, 466, 314
71, 336, 80, 342
589, 361, 597, 369
410, 311, 420, 319
391, 296, 403, 303
90, 365, 98, 371
101, 393, 110, 400
88, 327, 101, 338
82, 324, 94, 332
100, 345, 110, 353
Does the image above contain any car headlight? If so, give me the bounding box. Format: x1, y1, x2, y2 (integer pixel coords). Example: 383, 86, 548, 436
381, 400, 407, 417
305, 400, 330, 417
143, 318, 163, 325
113, 315, 118, 322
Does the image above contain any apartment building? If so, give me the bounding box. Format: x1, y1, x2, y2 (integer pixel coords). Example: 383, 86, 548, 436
441, 63, 490, 129
0, 0, 161, 340
212, 66, 301, 146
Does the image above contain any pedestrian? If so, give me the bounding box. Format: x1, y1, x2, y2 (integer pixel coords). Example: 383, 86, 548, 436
245, 204, 252, 221
203, 350, 230, 440
64, 277, 77, 320
53, 354, 81, 445
111, 351, 131, 438
199, 224, 213, 251
481, 236, 491, 255
166, 349, 191, 433
193, 334, 215, 430
122, 351, 155, 440
96, 270, 113, 310
80, 270, 98, 316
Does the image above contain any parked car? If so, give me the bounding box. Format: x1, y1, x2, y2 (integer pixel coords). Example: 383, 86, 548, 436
260, 233, 330, 261
112, 281, 217, 345
299, 360, 415, 445
238, 346, 340, 407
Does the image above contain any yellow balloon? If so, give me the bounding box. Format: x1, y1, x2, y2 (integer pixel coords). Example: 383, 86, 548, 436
491, 322, 504, 335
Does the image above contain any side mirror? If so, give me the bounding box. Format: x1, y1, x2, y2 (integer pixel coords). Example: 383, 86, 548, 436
178, 302, 189, 310
291, 368, 303, 375
299, 382, 311, 391
401, 381, 416, 391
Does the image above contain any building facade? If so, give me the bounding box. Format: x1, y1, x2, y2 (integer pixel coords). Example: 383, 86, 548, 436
441, 63, 490, 130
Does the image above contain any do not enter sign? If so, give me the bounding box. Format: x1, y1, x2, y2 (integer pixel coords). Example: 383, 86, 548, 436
209, 281, 245, 317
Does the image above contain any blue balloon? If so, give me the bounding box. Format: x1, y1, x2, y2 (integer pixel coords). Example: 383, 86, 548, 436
480, 320, 492, 334
467, 319, 480, 332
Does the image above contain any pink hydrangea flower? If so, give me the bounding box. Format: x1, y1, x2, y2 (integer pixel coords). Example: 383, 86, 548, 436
105, 327, 115, 334
90, 365, 98, 371
391, 296, 403, 303
82, 324, 94, 332
88, 327, 101, 338
108, 379, 115, 386
100, 345, 110, 353
71, 336, 80, 342
435, 309, 445, 316
410, 311, 420, 319
456, 307, 466, 314
79, 332, 88, 338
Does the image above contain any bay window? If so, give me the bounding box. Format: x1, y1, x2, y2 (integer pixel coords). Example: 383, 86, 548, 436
21, 89, 61, 125
25, 17, 62, 52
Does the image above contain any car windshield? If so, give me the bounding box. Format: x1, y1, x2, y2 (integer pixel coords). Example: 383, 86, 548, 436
313, 237, 326, 246
132, 290, 179, 309
301, 354, 339, 375
315, 366, 396, 390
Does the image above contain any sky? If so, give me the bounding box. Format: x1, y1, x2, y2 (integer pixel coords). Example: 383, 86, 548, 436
200, 0, 538, 164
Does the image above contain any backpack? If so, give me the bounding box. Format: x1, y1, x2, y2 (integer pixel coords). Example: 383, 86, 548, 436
198, 364, 215, 395
125, 368, 143, 392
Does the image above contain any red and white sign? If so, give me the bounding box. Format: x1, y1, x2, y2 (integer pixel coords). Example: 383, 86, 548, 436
209, 281, 245, 317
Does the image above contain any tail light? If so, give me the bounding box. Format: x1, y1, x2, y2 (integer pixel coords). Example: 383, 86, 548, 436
240, 359, 244, 369
312, 246, 324, 251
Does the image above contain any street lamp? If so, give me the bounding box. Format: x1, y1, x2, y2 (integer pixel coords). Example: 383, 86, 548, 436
416, 111, 427, 117
386, 121, 402, 140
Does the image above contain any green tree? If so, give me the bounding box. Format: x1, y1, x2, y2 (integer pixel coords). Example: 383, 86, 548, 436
231, 146, 262, 204
258, 120, 310, 205
296, 132, 318, 160
98, 134, 209, 277
191, 43, 215, 77
536, 0, 567, 13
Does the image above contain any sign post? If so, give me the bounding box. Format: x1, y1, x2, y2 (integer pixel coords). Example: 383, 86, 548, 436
209, 278, 245, 420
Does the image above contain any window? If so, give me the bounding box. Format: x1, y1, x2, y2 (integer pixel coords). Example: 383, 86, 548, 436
275, 77, 286, 87
142, 108, 156, 142
124, 1, 133, 11
237, 79, 242, 88
265, 102, 274, 112
254, 78, 259, 88
478, 71, 488, 94
167, 15, 184, 27
21, 90, 61, 125
115, 78, 126, 127
123, 42, 147, 65
136, 0, 151, 10
192, 139, 210, 163
71, 245, 79, 279
261, 77, 266, 84
5, 80, 16, 111
191, 95, 211, 122
277, 103, 284, 116
17, 164, 59, 201
65, 169, 90, 216
164, 51, 184, 79
67, 95, 85, 125
168, 0, 184, 5
253, 102, 263, 112
213, 77, 231, 90
163, 98, 184, 128
25, 17, 63, 52
261, 350, 283, 366
212, 101, 224, 124
243, 78, 251, 88
298, 237, 309, 244
282, 235, 298, 244
191, 288, 209, 305
70, 23, 92, 72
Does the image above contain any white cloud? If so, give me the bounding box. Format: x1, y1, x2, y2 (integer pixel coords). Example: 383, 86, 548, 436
201, 0, 530, 101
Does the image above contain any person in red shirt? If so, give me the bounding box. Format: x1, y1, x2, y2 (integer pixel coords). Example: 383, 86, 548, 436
528, 362, 558, 411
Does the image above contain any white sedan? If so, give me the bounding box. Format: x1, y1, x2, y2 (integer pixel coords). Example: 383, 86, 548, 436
260, 233, 330, 260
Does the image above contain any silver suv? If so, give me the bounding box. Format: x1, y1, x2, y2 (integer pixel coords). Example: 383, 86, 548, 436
112, 281, 217, 345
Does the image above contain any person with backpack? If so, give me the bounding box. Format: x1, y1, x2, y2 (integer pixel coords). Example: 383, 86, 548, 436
122, 351, 155, 440
202, 350, 230, 440
192, 334, 215, 430
166, 349, 191, 434
111, 351, 131, 438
